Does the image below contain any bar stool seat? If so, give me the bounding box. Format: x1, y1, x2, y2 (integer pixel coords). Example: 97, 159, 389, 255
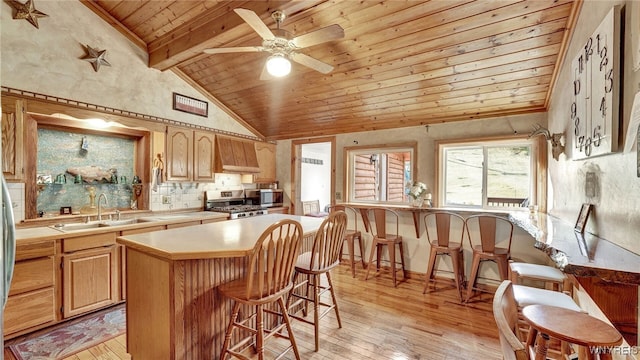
510, 262, 568, 292
512, 285, 581, 312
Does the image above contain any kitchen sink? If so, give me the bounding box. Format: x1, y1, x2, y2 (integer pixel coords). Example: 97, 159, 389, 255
50, 222, 111, 232
101, 218, 154, 226
50, 218, 155, 232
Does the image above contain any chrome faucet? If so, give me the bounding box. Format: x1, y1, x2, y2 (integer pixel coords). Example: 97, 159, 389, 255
97, 193, 108, 221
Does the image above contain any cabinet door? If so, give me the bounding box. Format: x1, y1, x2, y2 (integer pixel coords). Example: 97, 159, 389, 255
243, 141, 259, 168
4, 287, 55, 335
231, 138, 247, 166
255, 142, 276, 183
166, 126, 192, 181
194, 130, 215, 182
1, 98, 24, 180
62, 246, 118, 318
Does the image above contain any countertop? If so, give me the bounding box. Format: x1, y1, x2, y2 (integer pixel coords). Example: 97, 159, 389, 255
15, 211, 229, 244
509, 212, 640, 285
117, 214, 326, 260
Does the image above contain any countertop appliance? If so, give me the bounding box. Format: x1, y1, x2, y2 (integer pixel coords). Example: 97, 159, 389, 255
2, 174, 17, 347
204, 190, 268, 219
245, 189, 283, 208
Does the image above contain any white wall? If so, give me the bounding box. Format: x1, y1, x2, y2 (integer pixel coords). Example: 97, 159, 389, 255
547, 0, 640, 255
300, 143, 331, 212
0, 0, 251, 137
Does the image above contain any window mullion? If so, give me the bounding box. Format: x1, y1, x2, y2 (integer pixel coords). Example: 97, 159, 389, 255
482, 146, 488, 209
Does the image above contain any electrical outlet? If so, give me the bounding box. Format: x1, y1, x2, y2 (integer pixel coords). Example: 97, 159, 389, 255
335, 192, 342, 200
162, 195, 172, 204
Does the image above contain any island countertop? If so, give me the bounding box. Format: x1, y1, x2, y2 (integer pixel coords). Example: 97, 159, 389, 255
116, 214, 326, 260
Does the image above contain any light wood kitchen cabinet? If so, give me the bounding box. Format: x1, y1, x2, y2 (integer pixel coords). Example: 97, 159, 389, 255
166, 127, 215, 182
254, 142, 276, 183
3, 240, 56, 338
215, 135, 260, 173
62, 245, 118, 318
267, 207, 289, 214
61, 232, 118, 318
194, 130, 215, 182
1, 96, 24, 180
166, 126, 192, 181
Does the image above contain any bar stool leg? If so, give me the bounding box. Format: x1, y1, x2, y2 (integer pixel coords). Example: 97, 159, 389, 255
389, 241, 397, 287
357, 234, 366, 269
466, 254, 481, 302
346, 236, 356, 278
423, 247, 438, 294
365, 240, 378, 281
256, 304, 265, 360
398, 241, 406, 279
451, 249, 464, 302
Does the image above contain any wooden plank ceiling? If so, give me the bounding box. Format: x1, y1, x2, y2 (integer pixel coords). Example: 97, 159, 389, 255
83, 0, 580, 141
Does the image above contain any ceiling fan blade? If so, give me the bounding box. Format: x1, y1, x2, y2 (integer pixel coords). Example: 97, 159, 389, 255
234, 8, 275, 41
291, 24, 345, 48
290, 52, 334, 74
203, 46, 264, 54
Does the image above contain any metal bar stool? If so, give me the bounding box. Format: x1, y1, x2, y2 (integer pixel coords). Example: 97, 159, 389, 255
364, 208, 406, 287
328, 205, 366, 277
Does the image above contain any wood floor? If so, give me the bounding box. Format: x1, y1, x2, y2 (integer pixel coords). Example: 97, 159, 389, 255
4, 263, 503, 359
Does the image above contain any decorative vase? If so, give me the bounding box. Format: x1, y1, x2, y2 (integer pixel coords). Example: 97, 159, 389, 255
410, 197, 424, 207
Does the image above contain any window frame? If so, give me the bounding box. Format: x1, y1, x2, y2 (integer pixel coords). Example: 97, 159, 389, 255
435, 135, 547, 211
343, 142, 418, 205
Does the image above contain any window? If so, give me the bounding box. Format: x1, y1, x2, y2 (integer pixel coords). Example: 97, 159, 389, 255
345, 143, 417, 204
438, 137, 539, 209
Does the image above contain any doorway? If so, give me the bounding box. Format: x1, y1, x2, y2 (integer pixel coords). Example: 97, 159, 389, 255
290, 137, 335, 215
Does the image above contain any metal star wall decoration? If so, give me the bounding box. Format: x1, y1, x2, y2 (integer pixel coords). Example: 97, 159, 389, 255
81, 45, 111, 72
10, 0, 48, 29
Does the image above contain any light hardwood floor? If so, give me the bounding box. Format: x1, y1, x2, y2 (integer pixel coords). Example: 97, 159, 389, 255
4, 263, 502, 359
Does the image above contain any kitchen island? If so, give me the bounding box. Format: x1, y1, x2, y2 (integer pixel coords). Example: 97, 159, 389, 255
116, 214, 325, 360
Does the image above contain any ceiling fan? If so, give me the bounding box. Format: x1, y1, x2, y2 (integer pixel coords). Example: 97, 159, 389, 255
203, 8, 344, 78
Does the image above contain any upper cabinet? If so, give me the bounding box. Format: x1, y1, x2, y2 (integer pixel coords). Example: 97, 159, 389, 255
165, 127, 215, 182
254, 142, 276, 183
166, 127, 192, 181
193, 130, 215, 182
1, 97, 24, 180
214, 135, 260, 174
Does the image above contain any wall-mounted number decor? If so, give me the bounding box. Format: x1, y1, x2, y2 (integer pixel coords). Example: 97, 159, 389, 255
570, 6, 622, 160
172, 93, 208, 117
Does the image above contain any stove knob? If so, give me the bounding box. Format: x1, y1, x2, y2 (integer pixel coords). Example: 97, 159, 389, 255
248, 212, 254, 216
238, 213, 245, 218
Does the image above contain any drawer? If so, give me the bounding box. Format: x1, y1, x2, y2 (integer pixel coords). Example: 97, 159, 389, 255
15, 240, 55, 261
121, 225, 165, 236
9, 256, 54, 296
166, 220, 201, 229
63, 232, 116, 252
4, 287, 56, 335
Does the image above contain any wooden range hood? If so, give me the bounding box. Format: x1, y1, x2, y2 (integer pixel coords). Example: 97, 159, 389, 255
214, 135, 260, 174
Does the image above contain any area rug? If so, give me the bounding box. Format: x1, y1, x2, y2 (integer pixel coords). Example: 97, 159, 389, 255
9, 304, 126, 360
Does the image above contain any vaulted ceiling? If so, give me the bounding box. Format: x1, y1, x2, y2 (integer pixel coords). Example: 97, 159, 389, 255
82, 0, 581, 141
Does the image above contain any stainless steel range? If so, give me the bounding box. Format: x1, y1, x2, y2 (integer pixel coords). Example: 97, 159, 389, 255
204, 190, 268, 219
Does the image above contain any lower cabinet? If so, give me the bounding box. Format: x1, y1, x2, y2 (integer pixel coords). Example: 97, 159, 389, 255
62, 245, 118, 318
268, 207, 289, 214
3, 240, 56, 338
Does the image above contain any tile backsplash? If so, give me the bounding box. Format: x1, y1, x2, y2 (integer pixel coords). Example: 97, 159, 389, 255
148, 173, 251, 211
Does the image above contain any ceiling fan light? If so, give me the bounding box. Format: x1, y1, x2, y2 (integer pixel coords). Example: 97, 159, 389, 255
266, 54, 291, 77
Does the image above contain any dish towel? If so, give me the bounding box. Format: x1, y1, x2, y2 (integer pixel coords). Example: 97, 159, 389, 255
151, 167, 161, 192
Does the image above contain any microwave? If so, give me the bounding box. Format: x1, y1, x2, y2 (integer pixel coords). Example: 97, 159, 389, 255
246, 189, 283, 207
